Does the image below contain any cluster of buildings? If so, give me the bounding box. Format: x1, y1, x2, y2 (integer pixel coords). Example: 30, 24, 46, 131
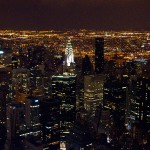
0, 31, 150, 150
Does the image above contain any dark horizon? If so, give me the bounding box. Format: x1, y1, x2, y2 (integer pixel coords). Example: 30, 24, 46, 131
0, 0, 150, 31
0, 28, 150, 32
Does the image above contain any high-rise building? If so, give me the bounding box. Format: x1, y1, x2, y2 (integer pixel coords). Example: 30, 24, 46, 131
51, 38, 77, 149
84, 74, 105, 116
27, 46, 45, 68
25, 96, 41, 138
5, 103, 25, 150
12, 68, 30, 98
0, 69, 11, 125
27, 46, 45, 94
63, 39, 76, 75
66, 121, 92, 150
95, 38, 104, 74
130, 77, 150, 124
103, 77, 126, 126
40, 98, 60, 150
52, 75, 76, 144
82, 55, 93, 75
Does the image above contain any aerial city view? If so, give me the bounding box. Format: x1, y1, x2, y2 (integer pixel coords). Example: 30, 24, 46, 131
0, 1, 150, 150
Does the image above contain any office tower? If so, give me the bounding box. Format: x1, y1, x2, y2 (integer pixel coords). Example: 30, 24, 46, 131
0, 69, 10, 149
51, 38, 76, 149
66, 121, 92, 150
82, 55, 93, 75
103, 77, 126, 126
25, 96, 41, 138
84, 74, 105, 116
52, 75, 76, 147
95, 38, 104, 74
96, 107, 113, 135
12, 68, 30, 99
76, 82, 84, 110
63, 39, 76, 75
29, 65, 44, 95
0, 87, 7, 125
130, 77, 150, 124
40, 98, 60, 150
27, 46, 45, 68
5, 103, 25, 150
0, 69, 11, 125
27, 46, 45, 95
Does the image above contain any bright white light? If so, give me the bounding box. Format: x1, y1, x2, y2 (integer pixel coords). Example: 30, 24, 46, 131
0, 51, 4, 54
65, 39, 74, 66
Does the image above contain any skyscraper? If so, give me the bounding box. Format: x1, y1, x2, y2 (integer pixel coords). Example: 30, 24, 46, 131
130, 77, 150, 124
0, 69, 11, 125
52, 75, 76, 143
103, 77, 126, 126
82, 55, 93, 75
25, 96, 41, 138
40, 98, 60, 150
63, 39, 76, 75
5, 103, 25, 150
95, 38, 104, 74
84, 74, 105, 116
51, 38, 77, 149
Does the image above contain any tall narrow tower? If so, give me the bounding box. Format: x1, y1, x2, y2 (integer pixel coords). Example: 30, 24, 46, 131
95, 38, 104, 74
63, 38, 76, 75
65, 38, 74, 66
51, 38, 77, 148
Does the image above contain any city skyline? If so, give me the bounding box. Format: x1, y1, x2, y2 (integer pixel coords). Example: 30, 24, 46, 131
0, 30, 150, 149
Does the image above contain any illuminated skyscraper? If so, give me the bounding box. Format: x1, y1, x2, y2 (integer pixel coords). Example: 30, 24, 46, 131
84, 74, 105, 116
25, 96, 41, 138
130, 77, 150, 124
51, 38, 77, 149
65, 38, 74, 66
52, 75, 76, 144
95, 38, 104, 74
63, 38, 76, 75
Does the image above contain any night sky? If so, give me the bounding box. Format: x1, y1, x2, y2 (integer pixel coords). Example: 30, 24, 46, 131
0, 0, 150, 30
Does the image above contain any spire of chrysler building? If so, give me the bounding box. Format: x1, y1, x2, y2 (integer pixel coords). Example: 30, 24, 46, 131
65, 38, 74, 66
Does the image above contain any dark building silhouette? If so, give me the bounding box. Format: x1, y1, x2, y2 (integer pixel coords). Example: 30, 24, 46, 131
27, 46, 45, 68
82, 55, 92, 75
0, 70, 11, 125
131, 77, 150, 123
95, 38, 104, 74
103, 77, 126, 126
52, 75, 76, 144
40, 98, 60, 150
66, 121, 92, 150
24, 96, 42, 141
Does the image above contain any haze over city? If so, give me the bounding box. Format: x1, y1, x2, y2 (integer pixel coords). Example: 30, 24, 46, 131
0, 0, 150, 30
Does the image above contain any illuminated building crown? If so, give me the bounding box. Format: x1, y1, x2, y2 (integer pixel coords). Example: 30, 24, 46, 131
65, 38, 74, 66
